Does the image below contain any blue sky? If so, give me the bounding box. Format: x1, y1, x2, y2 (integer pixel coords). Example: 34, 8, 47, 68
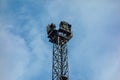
0, 0, 120, 80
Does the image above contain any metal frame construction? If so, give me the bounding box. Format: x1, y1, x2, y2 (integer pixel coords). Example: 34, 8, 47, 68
47, 21, 73, 80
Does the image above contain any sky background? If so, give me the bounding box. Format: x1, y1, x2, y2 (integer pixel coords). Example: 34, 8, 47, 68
0, 0, 120, 80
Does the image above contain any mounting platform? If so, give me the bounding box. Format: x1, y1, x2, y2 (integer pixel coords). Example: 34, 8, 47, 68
47, 21, 72, 46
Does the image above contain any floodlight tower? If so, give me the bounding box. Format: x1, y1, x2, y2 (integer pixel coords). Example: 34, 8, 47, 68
47, 21, 73, 80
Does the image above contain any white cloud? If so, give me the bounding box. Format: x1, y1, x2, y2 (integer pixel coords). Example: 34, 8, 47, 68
93, 45, 120, 80
0, 5, 50, 80
0, 23, 30, 80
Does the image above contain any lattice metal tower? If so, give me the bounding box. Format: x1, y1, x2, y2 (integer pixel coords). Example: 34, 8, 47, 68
47, 21, 73, 80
